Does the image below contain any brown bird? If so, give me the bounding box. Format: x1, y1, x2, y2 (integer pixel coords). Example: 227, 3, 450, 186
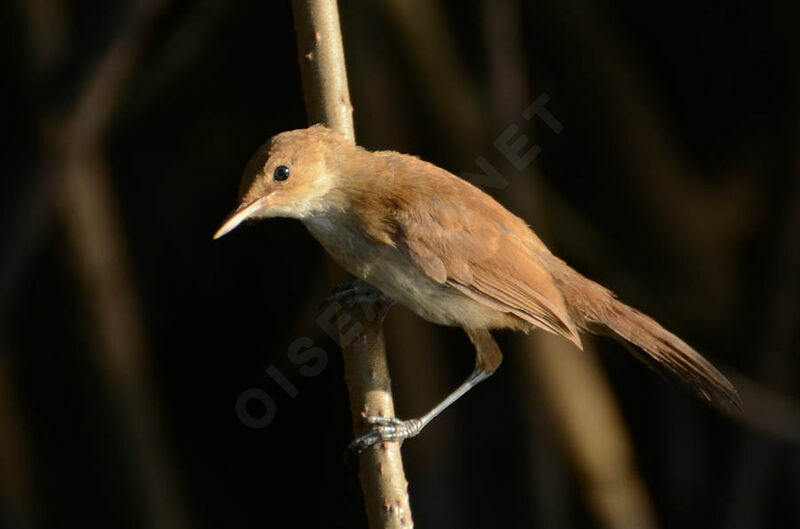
215, 125, 741, 449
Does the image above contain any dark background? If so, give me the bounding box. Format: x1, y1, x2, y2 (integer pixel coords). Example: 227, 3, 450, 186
2, 0, 799, 528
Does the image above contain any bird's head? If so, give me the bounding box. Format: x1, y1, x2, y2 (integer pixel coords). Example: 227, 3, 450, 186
214, 125, 350, 239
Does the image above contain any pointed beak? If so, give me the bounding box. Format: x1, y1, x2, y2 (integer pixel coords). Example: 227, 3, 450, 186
213, 194, 271, 239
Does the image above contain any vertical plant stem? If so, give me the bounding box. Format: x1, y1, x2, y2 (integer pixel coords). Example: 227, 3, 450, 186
290, 1, 414, 527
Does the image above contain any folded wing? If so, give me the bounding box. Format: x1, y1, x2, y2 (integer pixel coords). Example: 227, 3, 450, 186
373, 181, 582, 346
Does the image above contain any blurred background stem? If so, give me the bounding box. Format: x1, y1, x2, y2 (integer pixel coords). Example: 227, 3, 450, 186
54, 1, 189, 528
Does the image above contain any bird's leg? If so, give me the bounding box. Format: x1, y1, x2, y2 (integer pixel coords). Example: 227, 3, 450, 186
349, 328, 502, 452
348, 368, 492, 452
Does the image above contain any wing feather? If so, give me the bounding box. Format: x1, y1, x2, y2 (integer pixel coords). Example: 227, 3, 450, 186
391, 196, 580, 345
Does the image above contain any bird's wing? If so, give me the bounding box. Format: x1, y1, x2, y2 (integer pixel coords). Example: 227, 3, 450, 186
369, 180, 581, 346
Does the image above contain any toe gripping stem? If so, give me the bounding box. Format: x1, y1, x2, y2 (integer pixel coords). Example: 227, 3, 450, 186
348, 416, 424, 453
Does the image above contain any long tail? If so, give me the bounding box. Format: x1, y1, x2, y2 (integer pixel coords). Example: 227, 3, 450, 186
552, 262, 742, 414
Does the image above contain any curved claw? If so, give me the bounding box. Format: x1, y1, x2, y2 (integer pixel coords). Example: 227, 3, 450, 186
348, 416, 425, 453
326, 280, 394, 308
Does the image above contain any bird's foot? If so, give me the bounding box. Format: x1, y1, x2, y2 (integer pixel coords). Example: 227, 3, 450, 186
327, 280, 394, 309
348, 416, 424, 453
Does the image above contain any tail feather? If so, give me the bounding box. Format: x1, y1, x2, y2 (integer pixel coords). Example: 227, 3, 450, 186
601, 299, 742, 413
554, 264, 742, 413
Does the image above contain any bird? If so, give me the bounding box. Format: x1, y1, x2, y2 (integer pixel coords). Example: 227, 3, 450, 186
214, 125, 741, 450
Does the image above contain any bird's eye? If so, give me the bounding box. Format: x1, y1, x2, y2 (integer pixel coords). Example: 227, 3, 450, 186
273, 165, 290, 181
